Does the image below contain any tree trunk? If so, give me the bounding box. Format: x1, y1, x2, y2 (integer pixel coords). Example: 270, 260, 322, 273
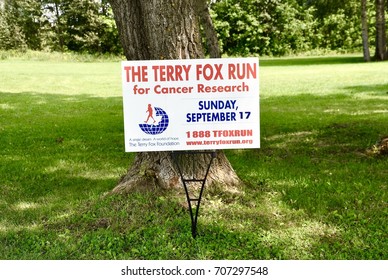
195, 0, 221, 58
110, 0, 204, 60
375, 0, 388, 61
53, 1, 64, 52
361, 0, 371, 62
109, 0, 241, 194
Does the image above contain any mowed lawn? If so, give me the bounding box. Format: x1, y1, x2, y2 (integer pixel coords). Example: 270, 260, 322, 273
0, 52, 387, 259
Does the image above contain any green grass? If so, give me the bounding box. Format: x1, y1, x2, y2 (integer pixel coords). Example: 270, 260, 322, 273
0, 52, 387, 260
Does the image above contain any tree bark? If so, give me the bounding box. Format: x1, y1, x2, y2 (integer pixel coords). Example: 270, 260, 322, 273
109, 0, 241, 194
361, 0, 371, 62
110, 0, 204, 60
375, 0, 388, 61
195, 0, 221, 58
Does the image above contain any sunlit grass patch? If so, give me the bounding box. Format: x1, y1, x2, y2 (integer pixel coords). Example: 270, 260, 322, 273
0, 53, 387, 259
0, 103, 16, 110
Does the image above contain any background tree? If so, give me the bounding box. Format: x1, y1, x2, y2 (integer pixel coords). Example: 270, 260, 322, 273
1, 0, 387, 59
0, 8, 26, 50
108, 0, 241, 193
43, 0, 121, 53
0, 0, 121, 53
362, 0, 371, 61
375, 0, 388, 60
210, 0, 362, 56
0, 0, 40, 50
42, 0, 65, 51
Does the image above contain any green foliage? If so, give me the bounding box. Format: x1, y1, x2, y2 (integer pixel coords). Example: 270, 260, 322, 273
0, 0, 383, 56
320, 10, 361, 51
57, 0, 121, 54
0, 0, 37, 49
210, 0, 317, 56
210, 0, 366, 56
0, 2, 28, 50
305, 0, 350, 19
0, 52, 387, 259
0, 0, 122, 54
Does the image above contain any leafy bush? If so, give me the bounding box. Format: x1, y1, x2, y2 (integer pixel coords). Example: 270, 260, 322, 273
211, 0, 320, 56
0, 9, 27, 50
210, 0, 365, 56
0, 0, 122, 54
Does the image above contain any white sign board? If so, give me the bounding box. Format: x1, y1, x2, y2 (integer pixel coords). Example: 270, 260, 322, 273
121, 58, 260, 152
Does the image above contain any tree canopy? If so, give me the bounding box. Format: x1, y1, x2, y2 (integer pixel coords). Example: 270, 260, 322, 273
0, 0, 121, 53
0, 0, 387, 59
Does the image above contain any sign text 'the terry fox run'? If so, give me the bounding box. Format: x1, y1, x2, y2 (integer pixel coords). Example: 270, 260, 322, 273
121, 58, 260, 152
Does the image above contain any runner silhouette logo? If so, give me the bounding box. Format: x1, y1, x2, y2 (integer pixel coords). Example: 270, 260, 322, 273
139, 104, 169, 135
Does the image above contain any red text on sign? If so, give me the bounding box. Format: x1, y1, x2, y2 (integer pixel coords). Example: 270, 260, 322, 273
228, 63, 257, 80
196, 64, 224, 80
124, 66, 148, 82
152, 65, 191, 82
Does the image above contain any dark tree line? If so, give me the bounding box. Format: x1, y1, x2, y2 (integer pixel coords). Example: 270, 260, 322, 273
210, 0, 387, 60
0, 0, 387, 60
0, 0, 121, 54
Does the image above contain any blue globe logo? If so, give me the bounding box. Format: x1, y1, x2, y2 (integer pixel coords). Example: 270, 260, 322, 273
139, 105, 169, 135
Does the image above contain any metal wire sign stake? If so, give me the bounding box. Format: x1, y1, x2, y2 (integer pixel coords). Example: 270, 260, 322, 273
171, 150, 217, 238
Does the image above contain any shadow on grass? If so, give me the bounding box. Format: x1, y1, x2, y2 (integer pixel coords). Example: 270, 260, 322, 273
344, 83, 388, 96
224, 92, 388, 259
260, 55, 364, 67
0, 91, 131, 233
